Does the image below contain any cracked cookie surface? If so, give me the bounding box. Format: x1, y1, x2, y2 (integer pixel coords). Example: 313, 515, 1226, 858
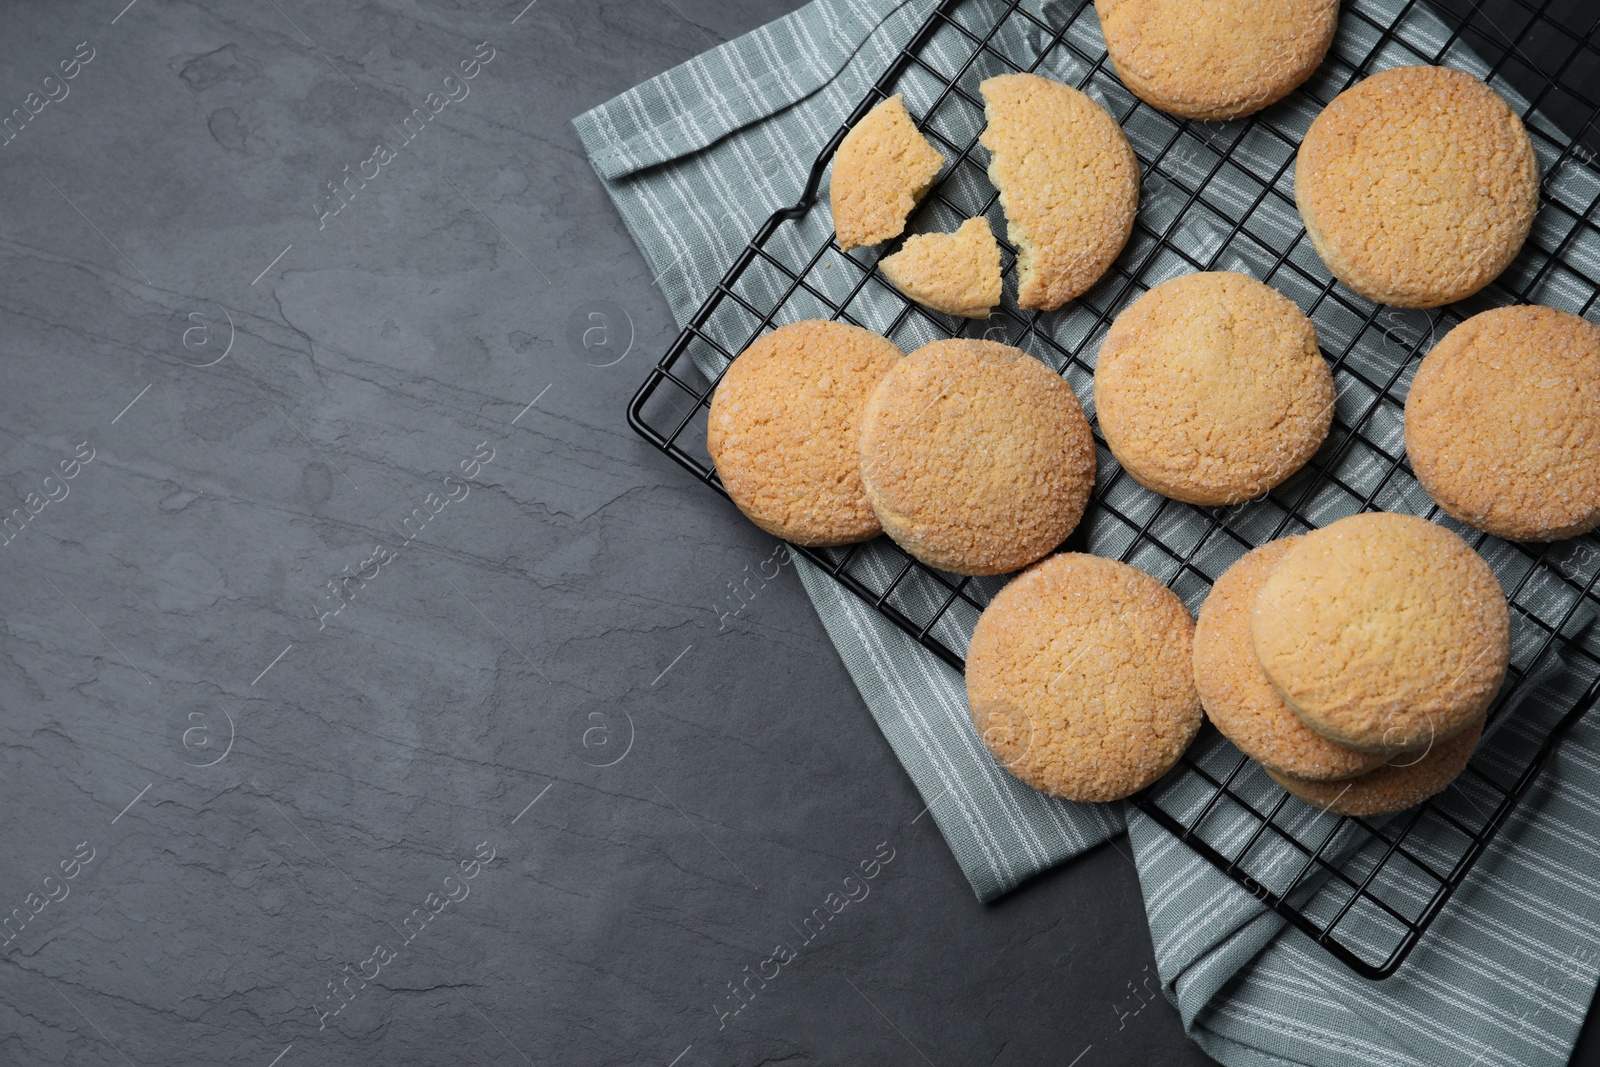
830, 93, 945, 252
1250, 512, 1509, 755
967, 553, 1202, 802
979, 73, 1138, 310
1295, 65, 1539, 308
708, 320, 902, 546
857, 339, 1095, 576
1094, 271, 1332, 506
1097, 0, 1338, 120
878, 216, 1002, 319
1406, 305, 1600, 542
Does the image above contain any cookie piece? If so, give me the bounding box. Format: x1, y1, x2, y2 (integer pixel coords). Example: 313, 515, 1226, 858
1097, 0, 1338, 120
1094, 271, 1333, 506
967, 553, 1202, 802
1406, 305, 1600, 542
979, 73, 1139, 310
707, 320, 902, 546
1251, 512, 1510, 755
857, 339, 1095, 575
1194, 539, 1388, 781
1295, 65, 1539, 308
830, 94, 945, 252
878, 217, 1002, 319
1267, 713, 1484, 816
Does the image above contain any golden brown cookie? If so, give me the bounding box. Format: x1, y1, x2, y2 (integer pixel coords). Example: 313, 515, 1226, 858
1093, 271, 1333, 506
1194, 539, 1389, 781
1295, 65, 1539, 308
878, 217, 1002, 319
1267, 713, 1484, 816
967, 553, 1203, 802
857, 339, 1095, 575
707, 320, 902, 545
1406, 305, 1600, 542
1097, 0, 1338, 120
830, 94, 945, 252
979, 73, 1139, 310
1251, 512, 1510, 755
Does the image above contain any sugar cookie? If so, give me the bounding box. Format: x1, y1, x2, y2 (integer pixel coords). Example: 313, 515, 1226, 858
1097, 0, 1338, 120
1094, 271, 1332, 505
979, 73, 1139, 310
1268, 714, 1483, 816
1295, 65, 1539, 308
707, 320, 902, 545
1251, 512, 1509, 754
857, 339, 1095, 575
878, 216, 1002, 319
1406, 305, 1600, 542
967, 553, 1202, 802
1194, 538, 1388, 781
831, 94, 945, 252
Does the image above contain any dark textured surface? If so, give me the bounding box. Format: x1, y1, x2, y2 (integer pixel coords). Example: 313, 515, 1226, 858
0, 2, 1593, 1066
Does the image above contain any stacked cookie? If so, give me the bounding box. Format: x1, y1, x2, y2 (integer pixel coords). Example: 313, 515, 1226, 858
958, 512, 1511, 812
957, 510, 1513, 811
1193, 513, 1510, 814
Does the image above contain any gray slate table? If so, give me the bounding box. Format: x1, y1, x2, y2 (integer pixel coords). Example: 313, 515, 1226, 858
0, 2, 1595, 1065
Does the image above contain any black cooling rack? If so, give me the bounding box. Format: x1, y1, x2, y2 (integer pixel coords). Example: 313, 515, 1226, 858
627, 0, 1600, 979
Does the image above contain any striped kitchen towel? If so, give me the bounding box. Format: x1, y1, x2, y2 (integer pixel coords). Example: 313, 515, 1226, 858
575, 1, 1600, 1064
575, 0, 1126, 905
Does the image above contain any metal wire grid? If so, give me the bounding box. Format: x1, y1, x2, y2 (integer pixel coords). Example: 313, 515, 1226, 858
626, 0, 1600, 978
